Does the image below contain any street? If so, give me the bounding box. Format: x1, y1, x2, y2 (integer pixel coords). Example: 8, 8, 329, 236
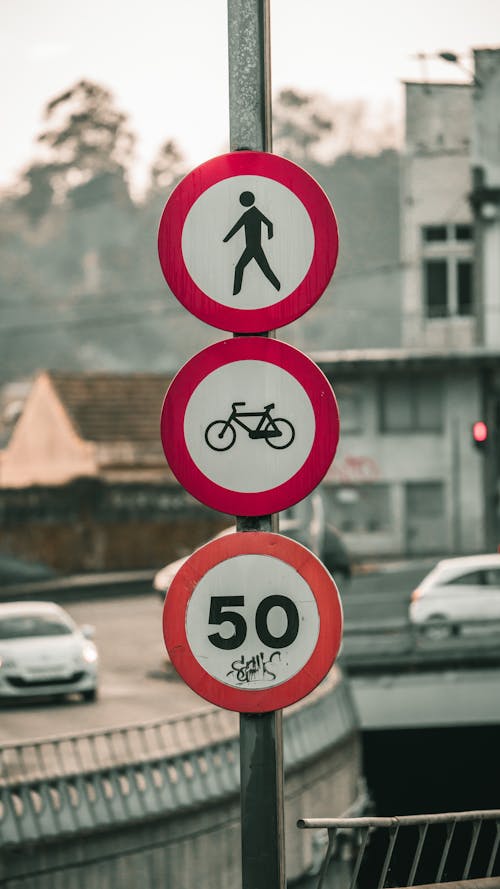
0, 593, 209, 746
0, 563, 428, 745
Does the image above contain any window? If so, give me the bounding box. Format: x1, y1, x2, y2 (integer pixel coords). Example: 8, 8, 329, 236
484, 569, 500, 587
450, 568, 500, 587
448, 570, 484, 586
0, 615, 73, 639
424, 259, 448, 317
455, 224, 473, 241
334, 382, 363, 433
379, 376, 443, 433
421, 223, 474, 319
423, 225, 447, 242
324, 483, 392, 534
457, 261, 473, 315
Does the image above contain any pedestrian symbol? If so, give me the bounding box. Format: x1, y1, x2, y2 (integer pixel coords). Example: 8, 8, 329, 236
223, 191, 281, 295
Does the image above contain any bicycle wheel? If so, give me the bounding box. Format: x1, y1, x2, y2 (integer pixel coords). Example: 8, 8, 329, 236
205, 420, 236, 451
266, 418, 295, 449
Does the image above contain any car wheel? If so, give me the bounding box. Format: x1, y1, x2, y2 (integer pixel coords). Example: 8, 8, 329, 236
82, 688, 98, 703
421, 615, 453, 641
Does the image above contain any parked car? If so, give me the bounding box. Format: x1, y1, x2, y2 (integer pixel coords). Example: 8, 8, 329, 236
153, 518, 351, 599
0, 601, 98, 702
409, 553, 500, 638
0, 553, 57, 585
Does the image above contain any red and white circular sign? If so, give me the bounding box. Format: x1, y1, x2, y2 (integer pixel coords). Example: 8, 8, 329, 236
160, 337, 340, 516
158, 151, 338, 333
163, 532, 343, 713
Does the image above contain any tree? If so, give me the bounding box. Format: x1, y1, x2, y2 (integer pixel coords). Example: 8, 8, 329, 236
13, 162, 56, 225
36, 79, 136, 204
147, 139, 186, 196
273, 88, 399, 163
273, 89, 333, 162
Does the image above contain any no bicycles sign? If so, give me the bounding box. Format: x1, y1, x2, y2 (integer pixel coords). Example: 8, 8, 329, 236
162, 532, 343, 713
158, 151, 338, 333
160, 337, 340, 516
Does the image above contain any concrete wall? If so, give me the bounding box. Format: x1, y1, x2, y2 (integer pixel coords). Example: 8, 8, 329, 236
0, 670, 362, 888
401, 83, 476, 349
322, 367, 484, 558
0, 479, 230, 573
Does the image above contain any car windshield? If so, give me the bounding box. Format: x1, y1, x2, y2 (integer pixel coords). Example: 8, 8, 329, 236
0, 615, 73, 639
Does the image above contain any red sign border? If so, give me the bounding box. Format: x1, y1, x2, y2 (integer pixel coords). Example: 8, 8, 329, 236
160, 337, 340, 516
163, 531, 343, 713
157, 151, 339, 333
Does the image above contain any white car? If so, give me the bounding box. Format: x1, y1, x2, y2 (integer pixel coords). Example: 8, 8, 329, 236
153, 526, 234, 597
409, 554, 500, 638
0, 601, 99, 702
153, 517, 338, 599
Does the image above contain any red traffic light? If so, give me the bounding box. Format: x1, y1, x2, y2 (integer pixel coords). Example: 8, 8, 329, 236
472, 421, 488, 447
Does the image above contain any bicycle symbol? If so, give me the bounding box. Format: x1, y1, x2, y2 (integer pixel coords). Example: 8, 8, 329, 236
205, 402, 295, 452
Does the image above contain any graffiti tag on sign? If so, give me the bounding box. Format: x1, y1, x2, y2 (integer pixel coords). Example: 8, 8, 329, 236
227, 651, 281, 683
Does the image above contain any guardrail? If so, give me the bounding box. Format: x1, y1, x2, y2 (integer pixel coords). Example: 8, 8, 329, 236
0, 667, 358, 847
0, 569, 156, 604
298, 811, 500, 889
0, 706, 236, 785
340, 620, 500, 672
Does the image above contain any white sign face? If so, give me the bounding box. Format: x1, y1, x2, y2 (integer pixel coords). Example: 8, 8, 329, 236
185, 554, 320, 690
184, 359, 315, 494
182, 175, 315, 310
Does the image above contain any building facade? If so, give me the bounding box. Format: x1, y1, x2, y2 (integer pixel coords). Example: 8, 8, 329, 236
317, 48, 500, 559
0, 370, 171, 487
316, 350, 496, 559
2, 50, 500, 563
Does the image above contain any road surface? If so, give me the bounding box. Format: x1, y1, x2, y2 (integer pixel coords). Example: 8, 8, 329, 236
0, 594, 210, 746
0, 564, 427, 745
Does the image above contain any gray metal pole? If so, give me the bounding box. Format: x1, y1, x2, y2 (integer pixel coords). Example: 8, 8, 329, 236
227, 0, 272, 153
227, 2, 286, 888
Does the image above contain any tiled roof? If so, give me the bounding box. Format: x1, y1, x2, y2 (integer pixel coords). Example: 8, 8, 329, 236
47, 372, 172, 443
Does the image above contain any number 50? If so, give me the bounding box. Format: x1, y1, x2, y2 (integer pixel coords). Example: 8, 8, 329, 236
208, 595, 299, 651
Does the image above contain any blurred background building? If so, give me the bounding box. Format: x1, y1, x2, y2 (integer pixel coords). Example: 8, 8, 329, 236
1, 47, 500, 569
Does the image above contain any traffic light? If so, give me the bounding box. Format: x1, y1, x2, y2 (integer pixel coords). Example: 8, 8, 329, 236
472, 420, 489, 451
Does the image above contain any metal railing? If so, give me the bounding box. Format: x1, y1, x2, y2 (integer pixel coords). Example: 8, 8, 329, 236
0, 668, 358, 848
0, 706, 237, 785
340, 619, 500, 672
298, 812, 500, 889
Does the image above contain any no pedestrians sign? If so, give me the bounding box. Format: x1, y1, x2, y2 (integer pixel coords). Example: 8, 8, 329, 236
158, 151, 339, 333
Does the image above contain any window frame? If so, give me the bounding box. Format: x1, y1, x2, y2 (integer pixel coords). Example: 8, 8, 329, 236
378, 375, 444, 434
421, 223, 474, 320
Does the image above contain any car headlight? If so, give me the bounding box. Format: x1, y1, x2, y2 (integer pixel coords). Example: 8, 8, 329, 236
0, 655, 16, 669
82, 643, 98, 665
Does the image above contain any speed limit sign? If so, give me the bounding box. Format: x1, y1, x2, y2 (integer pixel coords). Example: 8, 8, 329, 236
162, 531, 343, 713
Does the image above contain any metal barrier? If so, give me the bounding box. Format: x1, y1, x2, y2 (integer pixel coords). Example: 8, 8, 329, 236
0, 668, 358, 850
0, 706, 237, 785
298, 812, 500, 889
341, 620, 500, 672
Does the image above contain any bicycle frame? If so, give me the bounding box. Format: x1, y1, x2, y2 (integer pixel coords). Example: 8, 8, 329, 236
225, 402, 282, 439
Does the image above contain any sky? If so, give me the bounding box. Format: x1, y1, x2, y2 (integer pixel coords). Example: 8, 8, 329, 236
2, 0, 500, 196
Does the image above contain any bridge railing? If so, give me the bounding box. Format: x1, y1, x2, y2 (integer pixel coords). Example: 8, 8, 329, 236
340, 619, 500, 671
0, 705, 237, 785
298, 811, 500, 889
0, 667, 359, 850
